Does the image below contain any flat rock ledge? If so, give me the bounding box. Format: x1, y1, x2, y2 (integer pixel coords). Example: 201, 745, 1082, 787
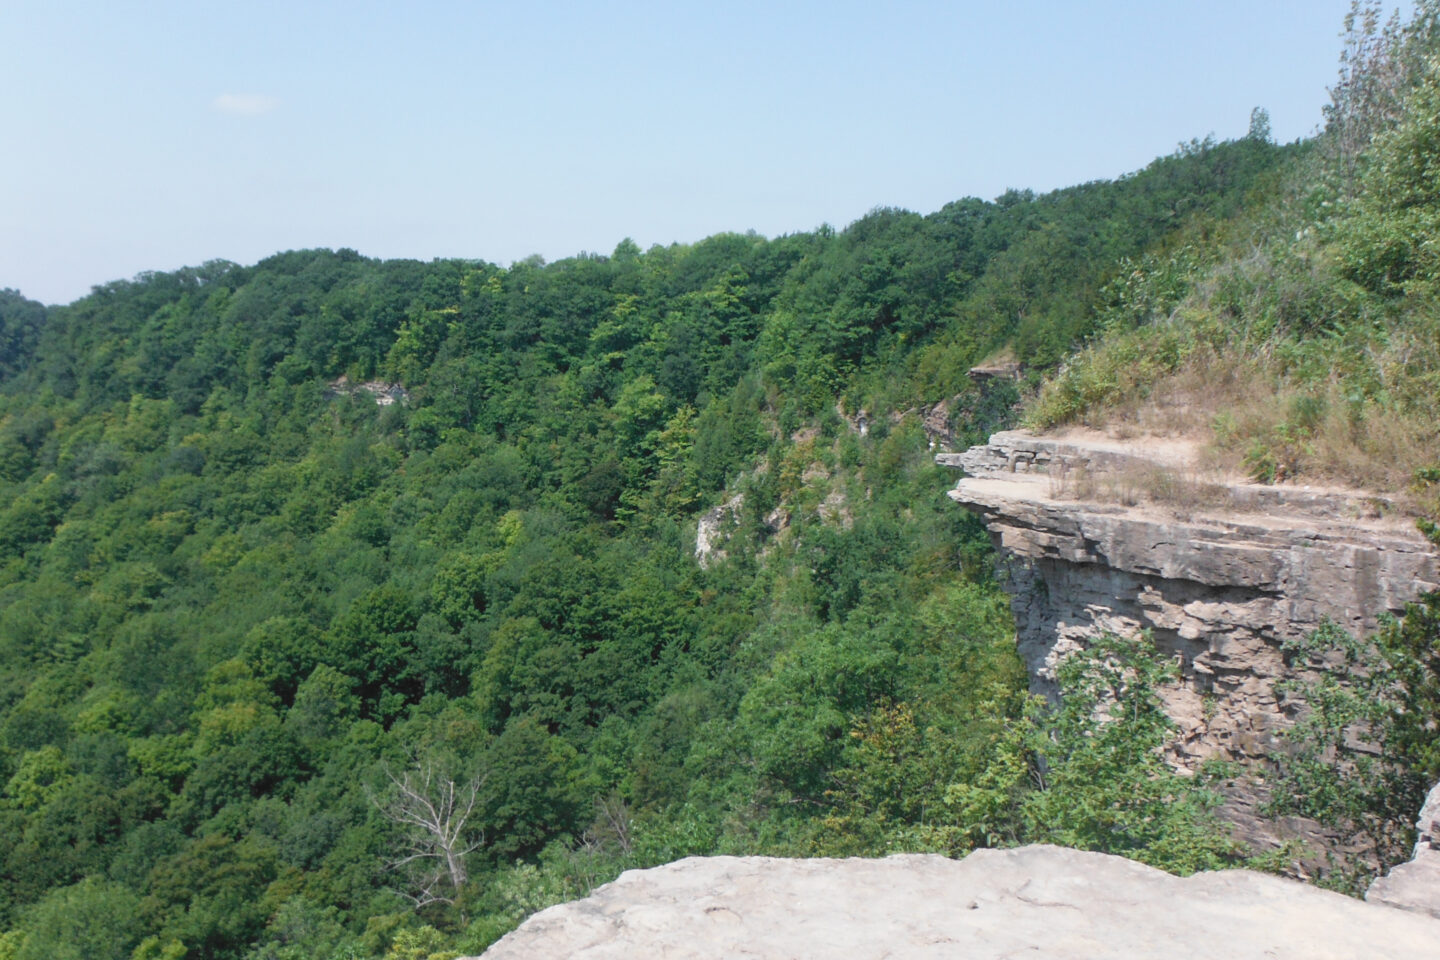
473, 845, 1440, 959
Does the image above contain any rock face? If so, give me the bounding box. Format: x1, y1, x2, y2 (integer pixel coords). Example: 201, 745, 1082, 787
326, 375, 410, 406
940, 430, 1439, 771
1369, 781, 1440, 919
474, 845, 1440, 959
940, 429, 1439, 864
695, 494, 742, 568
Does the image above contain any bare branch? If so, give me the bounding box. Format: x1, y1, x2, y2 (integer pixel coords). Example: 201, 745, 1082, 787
371, 756, 488, 909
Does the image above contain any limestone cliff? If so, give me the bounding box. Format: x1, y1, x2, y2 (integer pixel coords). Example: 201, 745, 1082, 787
940, 429, 1439, 856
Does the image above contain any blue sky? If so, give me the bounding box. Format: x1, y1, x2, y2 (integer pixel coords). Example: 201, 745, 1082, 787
2, 1, 1360, 305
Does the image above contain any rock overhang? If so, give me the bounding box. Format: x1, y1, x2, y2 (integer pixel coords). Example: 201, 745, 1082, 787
941, 429, 1440, 864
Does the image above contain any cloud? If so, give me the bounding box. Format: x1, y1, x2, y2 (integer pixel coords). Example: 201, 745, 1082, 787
210, 93, 279, 116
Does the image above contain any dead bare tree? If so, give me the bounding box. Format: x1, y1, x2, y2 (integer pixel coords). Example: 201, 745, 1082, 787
371, 757, 486, 909
582, 793, 634, 857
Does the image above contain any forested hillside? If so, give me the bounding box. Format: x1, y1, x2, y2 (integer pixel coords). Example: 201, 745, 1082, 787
27, 2, 1440, 948
0, 129, 1296, 959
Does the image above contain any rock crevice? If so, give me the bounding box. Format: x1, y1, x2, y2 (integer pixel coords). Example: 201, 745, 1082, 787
1370, 781, 1440, 919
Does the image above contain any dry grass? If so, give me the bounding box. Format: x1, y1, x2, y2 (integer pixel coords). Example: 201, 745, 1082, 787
1047, 457, 1233, 516
1086, 348, 1439, 503
1046, 461, 1096, 501
1025, 201, 1440, 505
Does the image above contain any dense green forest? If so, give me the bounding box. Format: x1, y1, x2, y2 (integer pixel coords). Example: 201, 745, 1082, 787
3, 5, 1439, 958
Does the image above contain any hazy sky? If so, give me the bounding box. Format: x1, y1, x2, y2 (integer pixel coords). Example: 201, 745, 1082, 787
2, 0, 1360, 305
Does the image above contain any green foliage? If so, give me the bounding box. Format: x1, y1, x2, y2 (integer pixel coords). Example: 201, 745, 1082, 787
12, 878, 141, 960
1339, 53, 1440, 294
816, 629, 1244, 874
0, 61, 1325, 958
1417, 466, 1440, 545
1270, 606, 1440, 884
1017, 634, 1243, 874
737, 625, 900, 802
383, 926, 457, 960
241, 896, 357, 960
5, 745, 74, 812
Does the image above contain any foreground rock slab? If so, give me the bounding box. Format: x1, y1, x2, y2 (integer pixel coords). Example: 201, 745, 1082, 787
474, 845, 1440, 959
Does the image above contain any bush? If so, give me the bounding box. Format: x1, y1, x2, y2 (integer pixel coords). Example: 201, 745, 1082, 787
1269, 600, 1440, 890
1017, 633, 1245, 874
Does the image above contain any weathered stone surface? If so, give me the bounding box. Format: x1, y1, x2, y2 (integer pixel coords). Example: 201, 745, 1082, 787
1369, 781, 1440, 919
695, 494, 742, 568
326, 375, 410, 406
474, 845, 1440, 959
968, 360, 1022, 382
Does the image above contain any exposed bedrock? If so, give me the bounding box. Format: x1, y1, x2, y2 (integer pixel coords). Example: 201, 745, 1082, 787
474, 845, 1440, 959
941, 430, 1439, 858
941, 429, 1438, 766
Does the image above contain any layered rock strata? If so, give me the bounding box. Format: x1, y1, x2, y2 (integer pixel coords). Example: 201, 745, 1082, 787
940, 430, 1439, 770
474, 845, 1440, 959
